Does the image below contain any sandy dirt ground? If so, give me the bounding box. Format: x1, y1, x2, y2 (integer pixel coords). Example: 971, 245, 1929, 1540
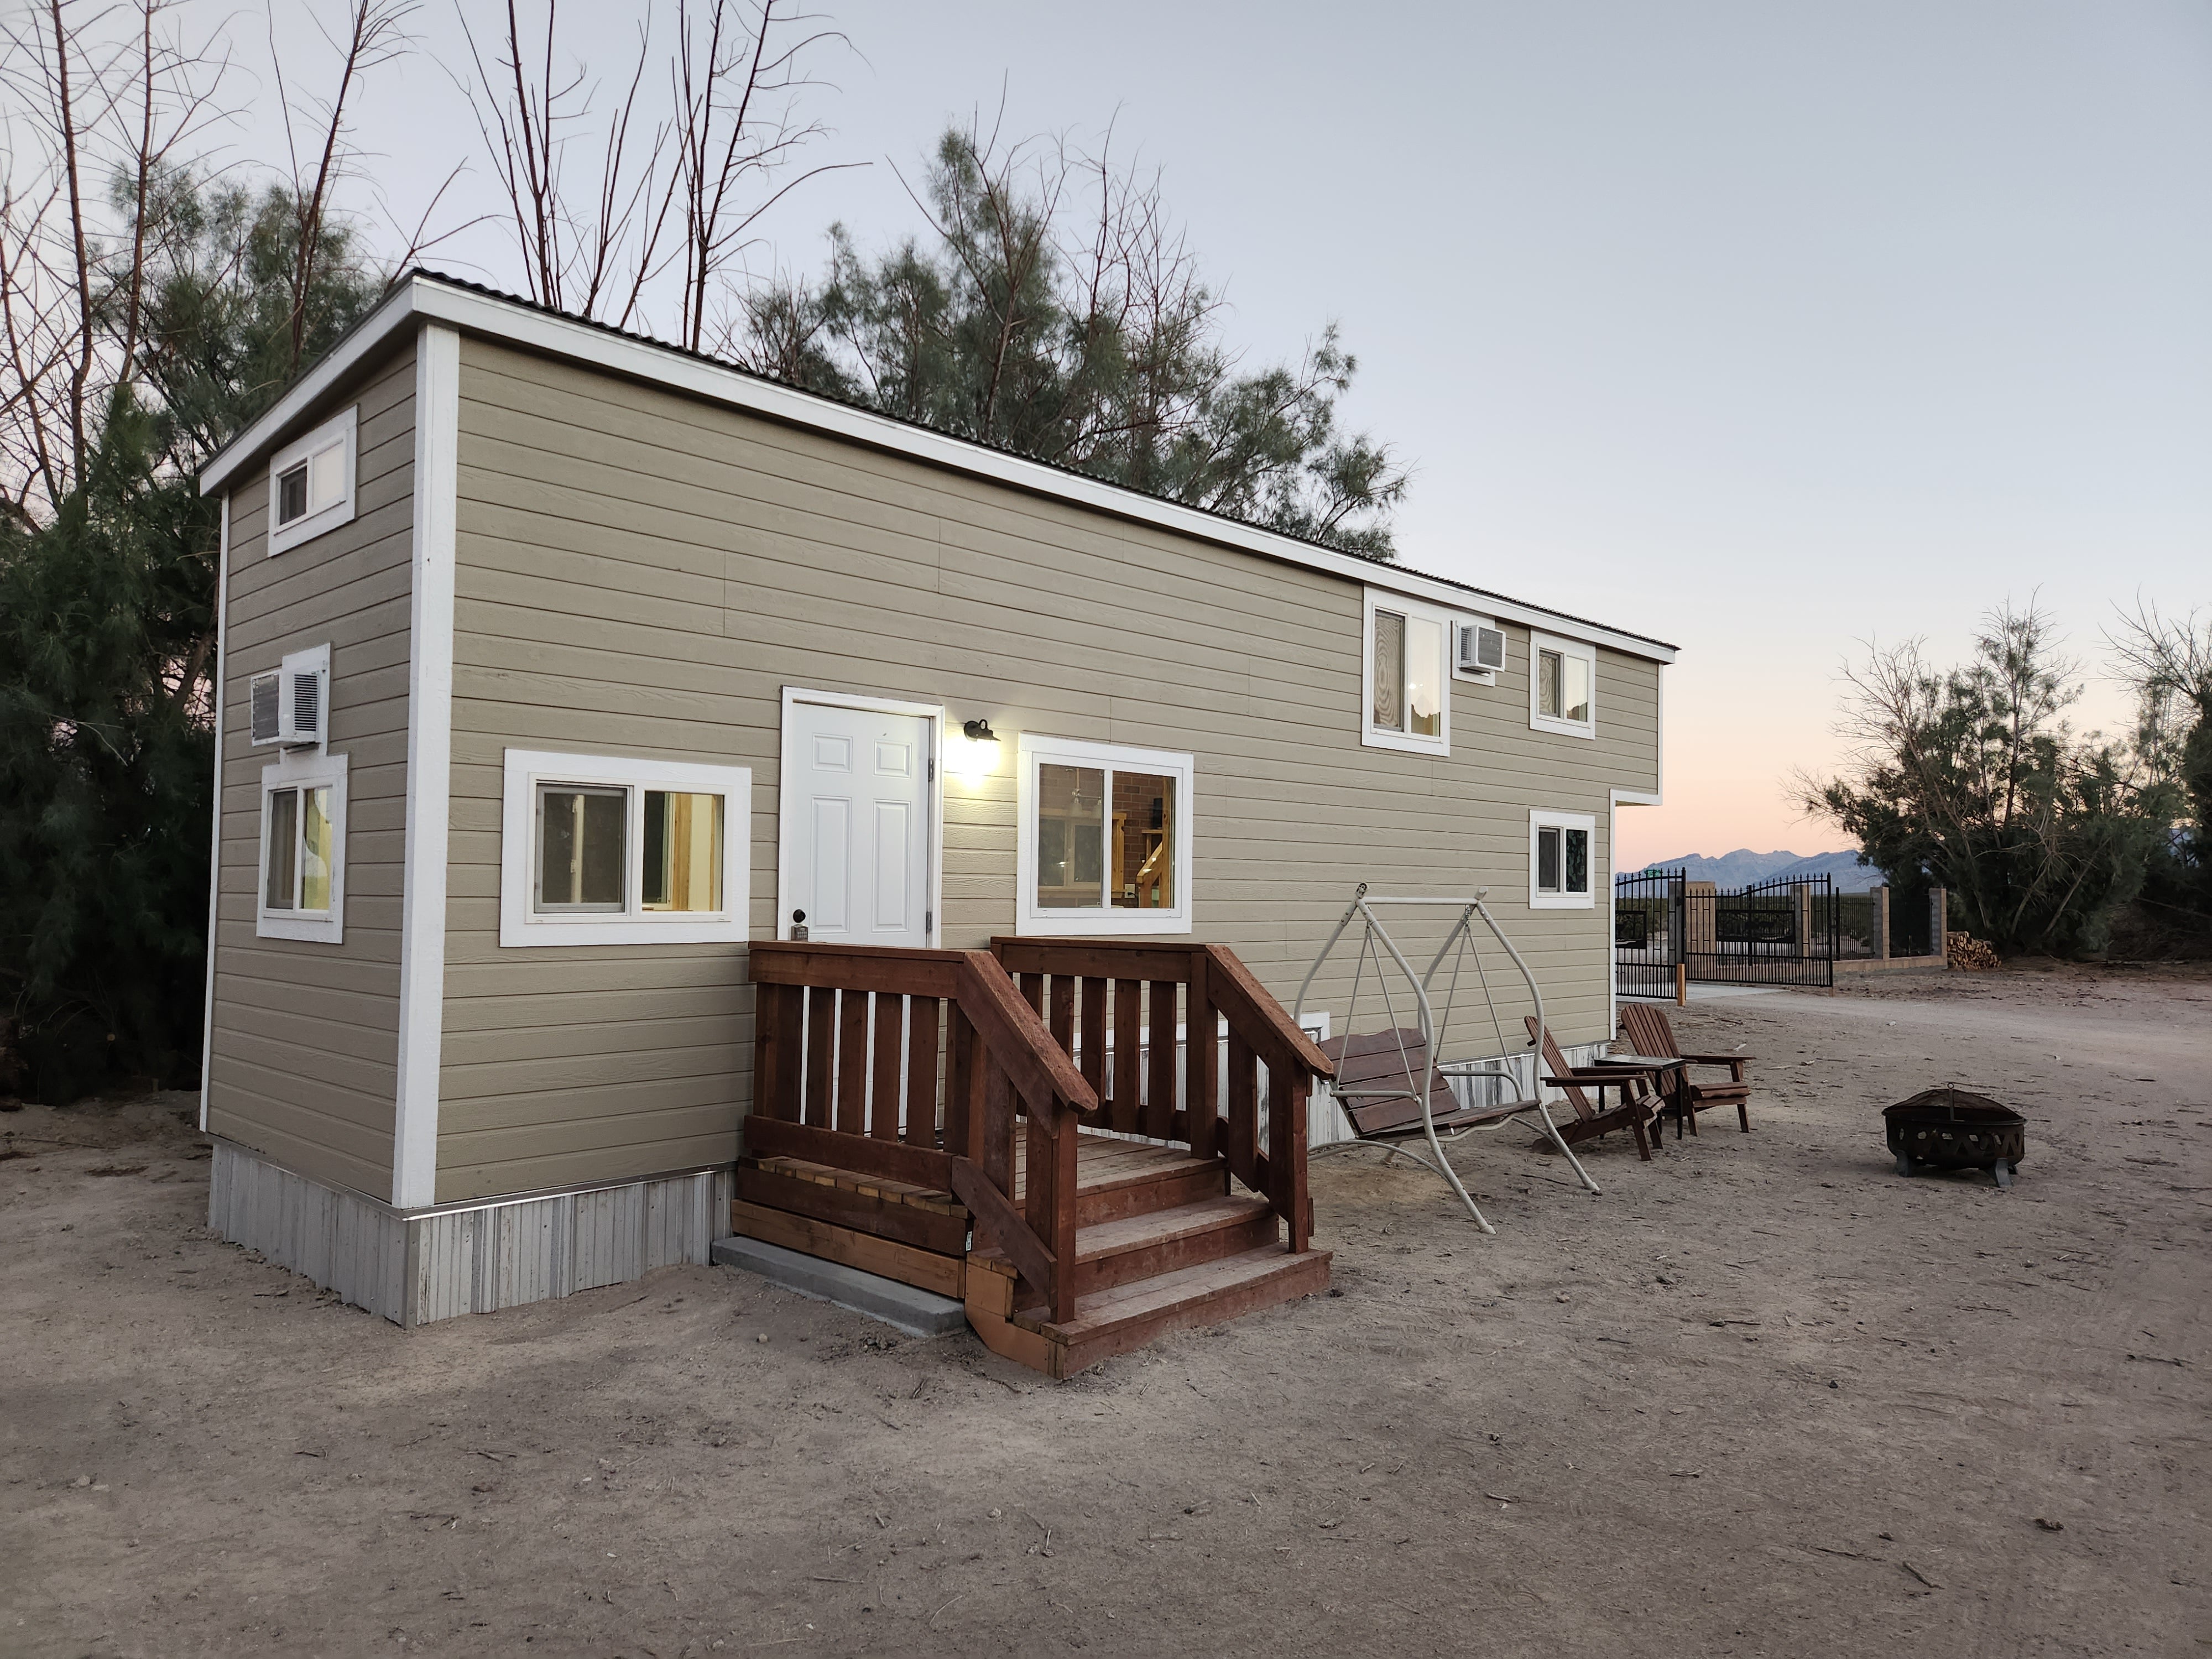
3, 964, 2207, 1658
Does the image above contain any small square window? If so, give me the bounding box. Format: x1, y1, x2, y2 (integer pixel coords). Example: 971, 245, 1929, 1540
1530, 810, 1596, 909
1530, 633, 1597, 738
266, 406, 358, 555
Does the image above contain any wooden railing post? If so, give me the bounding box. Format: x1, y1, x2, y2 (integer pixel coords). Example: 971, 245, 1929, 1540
1270, 1063, 1311, 1253
1225, 1024, 1257, 1192
1185, 950, 1217, 1160
1050, 1112, 1078, 1322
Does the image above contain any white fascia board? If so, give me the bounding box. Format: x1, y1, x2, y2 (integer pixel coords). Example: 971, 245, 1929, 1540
202, 275, 1679, 665
201, 281, 421, 491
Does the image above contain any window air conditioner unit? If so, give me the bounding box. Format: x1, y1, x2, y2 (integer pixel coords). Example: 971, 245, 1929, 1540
249, 644, 329, 748
1456, 622, 1506, 679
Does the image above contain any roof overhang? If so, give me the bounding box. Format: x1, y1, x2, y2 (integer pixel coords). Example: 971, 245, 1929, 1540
201, 272, 1678, 664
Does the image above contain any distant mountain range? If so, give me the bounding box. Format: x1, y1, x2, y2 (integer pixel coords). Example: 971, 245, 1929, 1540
1626, 848, 1886, 891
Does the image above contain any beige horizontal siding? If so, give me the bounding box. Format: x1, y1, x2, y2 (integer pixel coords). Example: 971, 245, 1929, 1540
205, 337, 416, 1201
435, 336, 1665, 1202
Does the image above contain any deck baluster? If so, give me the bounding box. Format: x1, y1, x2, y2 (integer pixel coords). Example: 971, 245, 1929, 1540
1145, 978, 1177, 1140
1112, 979, 1142, 1134
903, 997, 941, 1147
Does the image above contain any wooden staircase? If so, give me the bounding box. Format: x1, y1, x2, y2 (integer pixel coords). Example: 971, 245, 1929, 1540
737, 939, 1336, 1380
966, 1144, 1329, 1379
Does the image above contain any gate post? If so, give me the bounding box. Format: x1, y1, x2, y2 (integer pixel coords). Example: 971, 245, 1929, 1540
1876, 885, 1891, 962
1932, 888, 1948, 964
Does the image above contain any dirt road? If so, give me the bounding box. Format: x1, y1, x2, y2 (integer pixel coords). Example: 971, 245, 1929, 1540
3, 964, 2206, 1657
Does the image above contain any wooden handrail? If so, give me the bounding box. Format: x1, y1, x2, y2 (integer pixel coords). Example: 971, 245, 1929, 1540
745, 941, 1094, 1322
1201, 945, 1336, 1079
952, 952, 1096, 1120
983, 937, 1331, 1252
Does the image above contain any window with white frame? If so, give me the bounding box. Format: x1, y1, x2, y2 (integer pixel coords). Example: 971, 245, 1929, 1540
1363, 588, 1454, 754
257, 754, 348, 942
1015, 734, 1194, 936
499, 750, 750, 946
1530, 808, 1596, 909
267, 405, 358, 555
1529, 632, 1597, 738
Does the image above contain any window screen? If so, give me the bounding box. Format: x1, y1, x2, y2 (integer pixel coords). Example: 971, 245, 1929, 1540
1564, 826, 1589, 893
276, 463, 309, 525
537, 786, 627, 911
265, 789, 299, 908
1372, 609, 1406, 732
1537, 825, 1561, 892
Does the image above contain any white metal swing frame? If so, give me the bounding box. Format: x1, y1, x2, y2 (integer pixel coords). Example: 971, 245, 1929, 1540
1292, 884, 1603, 1232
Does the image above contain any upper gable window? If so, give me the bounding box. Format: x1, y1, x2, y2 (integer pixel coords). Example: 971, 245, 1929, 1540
267, 406, 358, 555
1529, 632, 1597, 739
1362, 589, 1455, 756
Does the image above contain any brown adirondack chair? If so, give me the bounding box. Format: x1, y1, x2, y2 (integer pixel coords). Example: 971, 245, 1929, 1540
1520, 1018, 1658, 1161
1619, 1003, 1752, 1136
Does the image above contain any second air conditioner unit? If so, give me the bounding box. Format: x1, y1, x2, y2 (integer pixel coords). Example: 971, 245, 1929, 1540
249, 643, 330, 748
1455, 622, 1506, 681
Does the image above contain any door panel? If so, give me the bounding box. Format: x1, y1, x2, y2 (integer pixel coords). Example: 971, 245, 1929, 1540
808, 797, 849, 931
784, 702, 932, 946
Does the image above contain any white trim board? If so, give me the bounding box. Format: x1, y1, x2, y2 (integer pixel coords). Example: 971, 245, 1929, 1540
197, 274, 1676, 666
199, 495, 231, 1133
392, 324, 459, 1210
774, 686, 945, 947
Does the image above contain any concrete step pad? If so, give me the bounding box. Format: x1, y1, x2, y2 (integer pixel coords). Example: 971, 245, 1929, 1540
711, 1235, 966, 1338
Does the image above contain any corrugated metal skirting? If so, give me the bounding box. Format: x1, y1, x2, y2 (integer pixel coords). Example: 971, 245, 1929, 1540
207, 1141, 732, 1326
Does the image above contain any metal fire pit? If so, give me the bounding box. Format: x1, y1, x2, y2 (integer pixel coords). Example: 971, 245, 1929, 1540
1884, 1089, 2026, 1187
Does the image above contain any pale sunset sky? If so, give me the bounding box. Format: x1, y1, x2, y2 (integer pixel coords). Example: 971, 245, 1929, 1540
242, 2, 2211, 865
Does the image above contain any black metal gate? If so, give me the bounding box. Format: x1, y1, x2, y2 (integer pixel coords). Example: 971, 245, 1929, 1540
1615, 869, 1838, 994
1613, 867, 1685, 998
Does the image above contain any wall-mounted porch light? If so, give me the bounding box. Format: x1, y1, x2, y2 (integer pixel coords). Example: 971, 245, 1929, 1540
947, 717, 1001, 787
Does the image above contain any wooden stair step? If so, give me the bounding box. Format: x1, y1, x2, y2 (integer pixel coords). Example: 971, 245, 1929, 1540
971, 1192, 1280, 1301
1072, 1193, 1279, 1294
1008, 1245, 1332, 1378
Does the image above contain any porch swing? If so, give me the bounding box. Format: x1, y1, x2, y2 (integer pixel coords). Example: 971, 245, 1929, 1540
1292, 884, 1657, 1232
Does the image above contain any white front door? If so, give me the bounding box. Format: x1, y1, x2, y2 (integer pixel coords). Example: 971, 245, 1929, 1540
780, 700, 933, 946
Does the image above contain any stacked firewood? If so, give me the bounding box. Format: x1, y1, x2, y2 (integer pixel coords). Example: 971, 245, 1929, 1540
1947, 932, 2000, 971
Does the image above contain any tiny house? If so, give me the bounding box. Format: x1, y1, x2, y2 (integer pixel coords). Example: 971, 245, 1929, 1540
195, 272, 1673, 1331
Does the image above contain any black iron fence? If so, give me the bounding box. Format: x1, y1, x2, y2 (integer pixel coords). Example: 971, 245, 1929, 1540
1615, 869, 1839, 994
